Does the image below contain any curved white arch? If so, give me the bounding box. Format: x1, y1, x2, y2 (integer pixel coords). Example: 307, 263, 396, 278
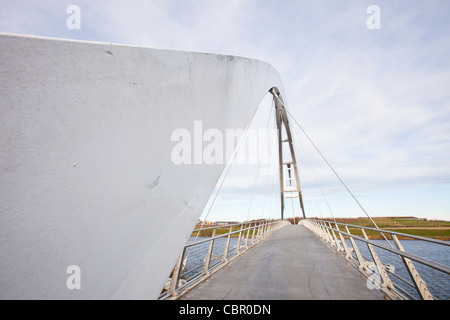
0, 33, 287, 299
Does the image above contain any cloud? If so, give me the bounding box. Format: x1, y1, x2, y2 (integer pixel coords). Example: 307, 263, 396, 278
281, 2, 450, 197
1, 0, 449, 219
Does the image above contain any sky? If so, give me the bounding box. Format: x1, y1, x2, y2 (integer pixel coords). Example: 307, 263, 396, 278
1, 0, 449, 221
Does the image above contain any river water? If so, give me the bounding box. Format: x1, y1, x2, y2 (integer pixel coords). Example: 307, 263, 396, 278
181, 236, 240, 279
345, 239, 450, 300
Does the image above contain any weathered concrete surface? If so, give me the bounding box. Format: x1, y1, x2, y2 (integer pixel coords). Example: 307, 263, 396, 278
0, 33, 285, 299
180, 225, 386, 300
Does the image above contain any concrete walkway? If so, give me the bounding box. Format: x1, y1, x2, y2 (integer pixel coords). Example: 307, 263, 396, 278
180, 225, 385, 300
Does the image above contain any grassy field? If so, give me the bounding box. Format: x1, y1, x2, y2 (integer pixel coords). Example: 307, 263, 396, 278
317, 217, 450, 240
332, 217, 450, 228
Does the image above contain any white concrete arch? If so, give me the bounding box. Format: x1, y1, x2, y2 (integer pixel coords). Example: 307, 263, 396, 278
0, 33, 287, 299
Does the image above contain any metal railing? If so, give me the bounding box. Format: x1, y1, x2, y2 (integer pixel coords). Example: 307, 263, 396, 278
159, 219, 288, 299
302, 219, 450, 300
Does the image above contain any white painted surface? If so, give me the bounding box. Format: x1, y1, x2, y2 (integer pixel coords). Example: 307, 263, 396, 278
0, 33, 286, 299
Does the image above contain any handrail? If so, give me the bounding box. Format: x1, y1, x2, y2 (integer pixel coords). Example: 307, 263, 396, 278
316, 219, 450, 246
191, 219, 274, 233
187, 222, 276, 247
303, 219, 450, 300
159, 219, 287, 299
316, 222, 450, 274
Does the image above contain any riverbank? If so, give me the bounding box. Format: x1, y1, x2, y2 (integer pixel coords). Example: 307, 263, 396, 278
313, 217, 450, 240
191, 227, 244, 238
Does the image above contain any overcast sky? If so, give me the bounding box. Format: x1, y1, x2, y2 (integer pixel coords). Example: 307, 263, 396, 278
1, 0, 449, 221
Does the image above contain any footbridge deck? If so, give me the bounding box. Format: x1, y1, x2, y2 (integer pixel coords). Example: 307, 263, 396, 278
179, 225, 385, 300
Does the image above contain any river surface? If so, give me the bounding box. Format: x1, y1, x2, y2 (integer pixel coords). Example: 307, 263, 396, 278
345, 238, 450, 300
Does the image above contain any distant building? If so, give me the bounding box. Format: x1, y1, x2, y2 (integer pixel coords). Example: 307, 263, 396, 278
195, 220, 212, 228
215, 221, 239, 226
364, 216, 420, 220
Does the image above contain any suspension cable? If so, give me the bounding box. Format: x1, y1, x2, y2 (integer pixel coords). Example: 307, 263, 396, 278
194, 102, 262, 236
273, 96, 392, 246
284, 107, 379, 226
245, 99, 275, 222
291, 117, 336, 222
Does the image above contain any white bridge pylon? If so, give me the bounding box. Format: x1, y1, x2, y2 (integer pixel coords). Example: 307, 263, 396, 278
269, 87, 306, 220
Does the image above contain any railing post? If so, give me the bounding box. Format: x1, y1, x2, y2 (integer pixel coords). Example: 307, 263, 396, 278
322, 221, 333, 244
335, 224, 352, 258
245, 223, 251, 249
203, 229, 216, 275
168, 248, 186, 297
346, 226, 366, 271
361, 229, 395, 290
313, 220, 322, 238
313, 220, 323, 239
314, 220, 323, 239
223, 226, 232, 262
235, 223, 244, 255
251, 224, 257, 245
256, 224, 262, 242
392, 235, 434, 300
328, 222, 342, 251
262, 222, 268, 238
